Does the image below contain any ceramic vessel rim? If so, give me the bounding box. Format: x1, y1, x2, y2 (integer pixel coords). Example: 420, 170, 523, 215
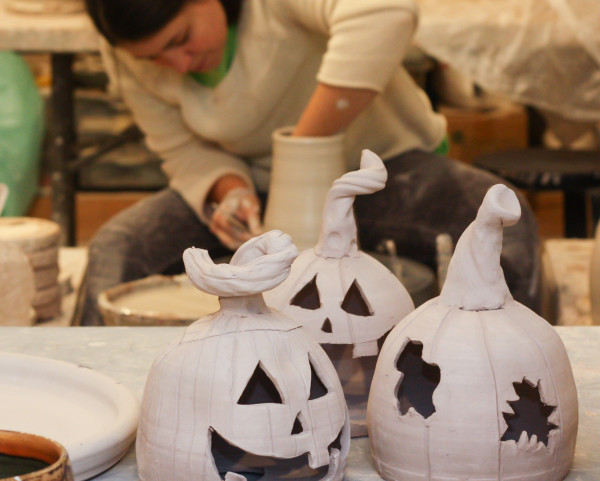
272, 125, 345, 144
0, 217, 59, 233
0, 429, 68, 481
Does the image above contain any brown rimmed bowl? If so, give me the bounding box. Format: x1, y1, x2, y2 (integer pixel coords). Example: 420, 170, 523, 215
0, 430, 73, 481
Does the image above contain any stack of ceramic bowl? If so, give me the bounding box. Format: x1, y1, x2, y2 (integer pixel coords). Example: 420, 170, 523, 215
0, 218, 61, 320
5, 0, 85, 14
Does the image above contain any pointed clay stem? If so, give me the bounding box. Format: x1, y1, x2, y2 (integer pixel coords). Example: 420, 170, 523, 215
315, 150, 387, 258
183, 230, 298, 297
439, 184, 520, 310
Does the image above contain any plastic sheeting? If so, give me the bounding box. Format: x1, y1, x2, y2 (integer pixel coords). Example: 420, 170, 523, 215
415, 0, 600, 122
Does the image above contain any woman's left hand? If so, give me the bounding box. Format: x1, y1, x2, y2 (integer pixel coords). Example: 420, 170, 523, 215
208, 187, 263, 250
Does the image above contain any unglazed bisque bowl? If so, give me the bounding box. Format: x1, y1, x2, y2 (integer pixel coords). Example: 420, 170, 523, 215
0, 430, 73, 481
98, 274, 220, 326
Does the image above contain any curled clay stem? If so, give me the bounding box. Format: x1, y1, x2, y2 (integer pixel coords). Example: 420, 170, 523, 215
315, 150, 387, 258
439, 184, 520, 310
184, 230, 298, 297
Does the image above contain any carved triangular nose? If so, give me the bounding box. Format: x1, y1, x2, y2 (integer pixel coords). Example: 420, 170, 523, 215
321, 318, 332, 333
291, 413, 303, 435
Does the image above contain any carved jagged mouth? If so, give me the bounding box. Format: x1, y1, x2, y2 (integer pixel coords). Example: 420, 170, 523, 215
211, 428, 342, 481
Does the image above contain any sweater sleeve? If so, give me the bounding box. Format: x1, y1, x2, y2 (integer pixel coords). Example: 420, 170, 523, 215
276, 0, 419, 93
99, 42, 254, 224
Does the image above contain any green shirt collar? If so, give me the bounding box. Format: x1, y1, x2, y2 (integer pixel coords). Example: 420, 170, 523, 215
189, 26, 237, 88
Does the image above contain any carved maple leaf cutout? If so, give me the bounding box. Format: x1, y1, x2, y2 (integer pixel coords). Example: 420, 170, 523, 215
501, 379, 558, 446
395, 340, 440, 419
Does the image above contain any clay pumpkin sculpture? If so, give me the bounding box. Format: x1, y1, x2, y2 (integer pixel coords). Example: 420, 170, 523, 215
367, 184, 578, 481
265, 150, 414, 437
136, 231, 350, 481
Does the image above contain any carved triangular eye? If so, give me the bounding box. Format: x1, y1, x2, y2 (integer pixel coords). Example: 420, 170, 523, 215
341, 280, 373, 316
290, 275, 321, 310
321, 318, 332, 333
291, 413, 304, 434
308, 361, 328, 400
238, 363, 283, 405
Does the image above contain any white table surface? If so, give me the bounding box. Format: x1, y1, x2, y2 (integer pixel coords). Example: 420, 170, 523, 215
0, 326, 597, 481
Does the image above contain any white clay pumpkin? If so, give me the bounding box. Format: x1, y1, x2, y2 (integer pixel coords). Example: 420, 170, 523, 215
265, 150, 414, 436
137, 231, 350, 481
367, 184, 578, 481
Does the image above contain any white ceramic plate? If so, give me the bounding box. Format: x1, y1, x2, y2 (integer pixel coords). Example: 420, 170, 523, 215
0, 352, 139, 481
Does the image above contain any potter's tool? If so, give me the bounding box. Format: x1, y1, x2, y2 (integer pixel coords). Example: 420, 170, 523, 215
203, 202, 251, 235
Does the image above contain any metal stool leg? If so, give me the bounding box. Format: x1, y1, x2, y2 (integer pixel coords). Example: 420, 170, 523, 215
49, 53, 77, 246
563, 190, 587, 238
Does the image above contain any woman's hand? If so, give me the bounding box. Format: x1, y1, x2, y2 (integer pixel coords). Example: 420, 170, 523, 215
206, 175, 263, 250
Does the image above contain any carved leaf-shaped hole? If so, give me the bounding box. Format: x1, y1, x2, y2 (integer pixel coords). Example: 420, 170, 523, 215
321, 318, 333, 333
291, 413, 304, 435
309, 361, 328, 400
238, 363, 283, 405
290, 275, 321, 310
395, 340, 440, 419
341, 280, 373, 316
501, 379, 558, 446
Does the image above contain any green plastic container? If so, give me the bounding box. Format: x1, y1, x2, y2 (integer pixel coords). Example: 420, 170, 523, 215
0, 52, 44, 216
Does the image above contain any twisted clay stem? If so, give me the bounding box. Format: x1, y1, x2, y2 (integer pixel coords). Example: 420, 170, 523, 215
315, 150, 387, 258
183, 230, 298, 297
439, 184, 521, 310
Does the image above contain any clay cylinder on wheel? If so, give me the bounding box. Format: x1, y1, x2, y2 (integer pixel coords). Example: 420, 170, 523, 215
264, 126, 346, 251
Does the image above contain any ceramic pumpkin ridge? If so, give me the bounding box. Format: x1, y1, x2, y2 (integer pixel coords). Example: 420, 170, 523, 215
137, 230, 351, 481
315, 149, 387, 258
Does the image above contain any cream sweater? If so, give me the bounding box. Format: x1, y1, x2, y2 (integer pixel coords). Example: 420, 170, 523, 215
101, 0, 446, 221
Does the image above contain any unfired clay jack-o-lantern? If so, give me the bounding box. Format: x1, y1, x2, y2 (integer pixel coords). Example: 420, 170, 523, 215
265, 150, 414, 437
137, 231, 350, 481
368, 184, 578, 481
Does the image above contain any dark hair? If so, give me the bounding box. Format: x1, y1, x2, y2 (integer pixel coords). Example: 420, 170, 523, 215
85, 0, 243, 45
